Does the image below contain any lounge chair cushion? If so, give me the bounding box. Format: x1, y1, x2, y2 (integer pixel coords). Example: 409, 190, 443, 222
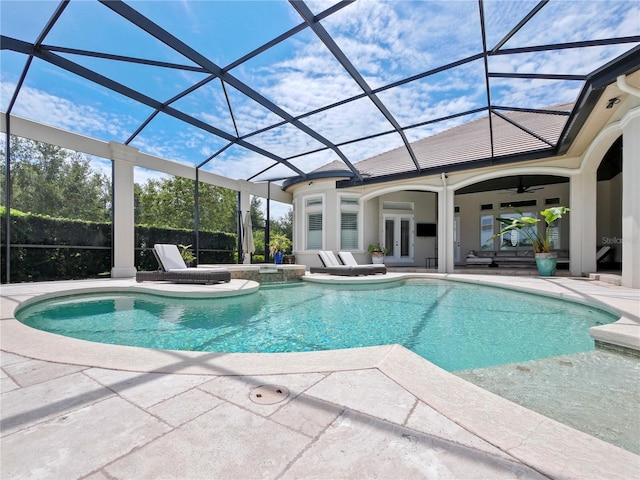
155, 244, 188, 271
337, 251, 358, 266
338, 251, 386, 274
154, 244, 228, 274
319, 250, 341, 267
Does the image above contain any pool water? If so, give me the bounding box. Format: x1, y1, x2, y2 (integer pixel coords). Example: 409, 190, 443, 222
455, 349, 640, 454
17, 279, 617, 372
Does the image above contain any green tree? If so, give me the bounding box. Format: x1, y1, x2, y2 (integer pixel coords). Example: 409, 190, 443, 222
250, 196, 265, 228
249, 196, 266, 256
135, 176, 237, 232
198, 181, 237, 233
244, 197, 292, 259
271, 208, 292, 239
1, 136, 111, 221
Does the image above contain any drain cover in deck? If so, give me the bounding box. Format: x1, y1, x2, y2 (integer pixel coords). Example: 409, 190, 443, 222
249, 385, 290, 405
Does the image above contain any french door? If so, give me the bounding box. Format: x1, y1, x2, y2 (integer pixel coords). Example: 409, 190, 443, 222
383, 214, 414, 262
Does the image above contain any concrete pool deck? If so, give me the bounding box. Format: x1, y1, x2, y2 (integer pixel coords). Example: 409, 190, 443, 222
1, 274, 639, 479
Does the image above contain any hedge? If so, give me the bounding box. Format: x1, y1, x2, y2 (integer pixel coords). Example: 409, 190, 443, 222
1, 208, 236, 283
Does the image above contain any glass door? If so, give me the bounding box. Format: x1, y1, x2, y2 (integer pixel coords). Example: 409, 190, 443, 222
383, 214, 414, 262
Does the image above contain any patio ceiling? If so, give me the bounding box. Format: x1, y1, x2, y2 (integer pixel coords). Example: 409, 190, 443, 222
1, 0, 639, 187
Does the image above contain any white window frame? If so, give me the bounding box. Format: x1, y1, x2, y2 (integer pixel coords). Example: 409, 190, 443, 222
303, 194, 325, 251
338, 194, 361, 250
480, 214, 494, 250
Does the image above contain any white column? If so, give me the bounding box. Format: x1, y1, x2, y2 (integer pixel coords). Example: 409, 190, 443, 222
238, 183, 251, 264
570, 171, 597, 276
437, 185, 455, 273
110, 142, 138, 278
622, 112, 640, 288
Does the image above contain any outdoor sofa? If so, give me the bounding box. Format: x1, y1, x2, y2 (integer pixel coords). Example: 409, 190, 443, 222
465, 249, 570, 268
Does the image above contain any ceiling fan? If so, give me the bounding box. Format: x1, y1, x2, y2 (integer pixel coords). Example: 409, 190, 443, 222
501, 176, 545, 195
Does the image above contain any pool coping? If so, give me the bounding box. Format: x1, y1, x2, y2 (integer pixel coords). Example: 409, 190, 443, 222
1, 274, 639, 478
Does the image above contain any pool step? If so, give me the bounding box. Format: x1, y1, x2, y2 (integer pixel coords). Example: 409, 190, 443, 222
588, 273, 622, 286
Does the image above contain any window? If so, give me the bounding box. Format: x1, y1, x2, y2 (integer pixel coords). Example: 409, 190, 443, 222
382, 201, 413, 211
500, 199, 536, 208
480, 215, 494, 250
307, 212, 323, 250
340, 212, 358, 249
548, 223, 560, 250
340, 196, 360, 250
498, 212, 536, 250
305, 196, 324, 250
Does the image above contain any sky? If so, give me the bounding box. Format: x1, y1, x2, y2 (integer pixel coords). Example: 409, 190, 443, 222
1, 0, 639, 219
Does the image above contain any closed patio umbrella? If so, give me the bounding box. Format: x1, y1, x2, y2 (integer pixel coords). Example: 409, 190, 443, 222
242, 211, 255, 263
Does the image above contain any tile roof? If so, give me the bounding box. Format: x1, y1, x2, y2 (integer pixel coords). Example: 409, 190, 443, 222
351, 104, 573, 179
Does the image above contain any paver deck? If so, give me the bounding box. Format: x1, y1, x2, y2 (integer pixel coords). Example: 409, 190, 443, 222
1, 274, 639, 479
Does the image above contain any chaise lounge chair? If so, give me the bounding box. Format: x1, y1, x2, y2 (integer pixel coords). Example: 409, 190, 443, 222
338, 251, 386, 274
310, 251, 375, 276
136, 244, 231, 284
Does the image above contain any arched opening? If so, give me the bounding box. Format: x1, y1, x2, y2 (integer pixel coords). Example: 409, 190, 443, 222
362, 189, 439, 267
596, 136, 623, 272
455, 174, 570, 269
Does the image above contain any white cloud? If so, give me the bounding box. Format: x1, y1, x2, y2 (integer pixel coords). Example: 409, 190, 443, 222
133, 166, 171, 185
224, 0, 491, 173
3, 0, 637, 186
87, 156, 112, 178
505, 1, 639, 47
287, 148, 339, 174
201, 146, 289, 181
205, 0, 637, 178
1, 82, 136, 140
268, 201, 292, 222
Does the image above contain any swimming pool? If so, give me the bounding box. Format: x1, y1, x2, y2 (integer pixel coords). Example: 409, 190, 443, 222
16, 279, 617, 372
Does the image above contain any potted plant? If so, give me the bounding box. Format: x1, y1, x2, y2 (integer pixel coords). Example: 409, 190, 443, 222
490, 206, 571, 276
367, 243, 388, 264
178, 244, 196, 267
268, 233, 292, 264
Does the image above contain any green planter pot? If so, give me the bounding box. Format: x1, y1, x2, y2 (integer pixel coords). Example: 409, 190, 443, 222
535, 252, 557, 276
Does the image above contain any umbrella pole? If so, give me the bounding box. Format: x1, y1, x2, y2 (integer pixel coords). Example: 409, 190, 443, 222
237, 192, 243, 264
